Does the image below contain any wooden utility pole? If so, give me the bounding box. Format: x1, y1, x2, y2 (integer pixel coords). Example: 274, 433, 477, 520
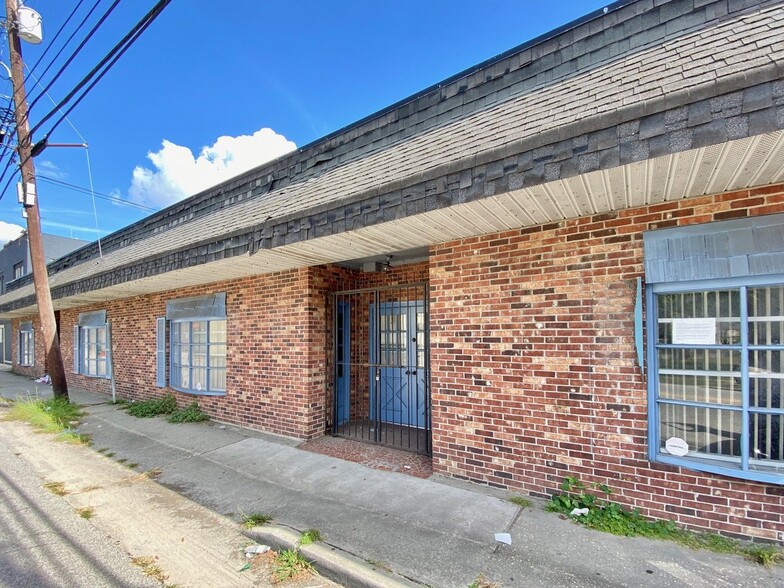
5, 0, 68, 399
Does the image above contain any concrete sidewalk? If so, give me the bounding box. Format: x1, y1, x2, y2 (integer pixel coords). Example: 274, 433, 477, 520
1, 369, 782, 588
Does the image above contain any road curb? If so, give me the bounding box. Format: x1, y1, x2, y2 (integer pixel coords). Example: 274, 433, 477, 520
244, 524, 422, 588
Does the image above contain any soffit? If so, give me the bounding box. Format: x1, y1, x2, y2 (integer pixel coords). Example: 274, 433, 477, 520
1, 131, 783, 317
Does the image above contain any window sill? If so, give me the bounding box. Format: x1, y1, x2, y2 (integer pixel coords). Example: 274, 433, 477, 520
171, 386, 226, 397
78, 373, 110, 379
654, 454, 784, 485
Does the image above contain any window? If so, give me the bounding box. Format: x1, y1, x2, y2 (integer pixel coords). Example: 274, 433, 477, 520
18, 321, 34, 366
0, 273, 4, 294
644, 215, 784, 484
649, 283, 783, 483
170, 319, 226, 394
73, 311, 109, 378
162, 293, 227, 395
13, 262, 23, 280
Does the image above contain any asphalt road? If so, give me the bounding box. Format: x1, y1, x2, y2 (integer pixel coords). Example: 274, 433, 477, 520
0, 429, 159, 588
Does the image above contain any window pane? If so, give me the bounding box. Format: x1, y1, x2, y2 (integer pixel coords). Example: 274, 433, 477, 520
179, 367, 190, 389
749, 350, 783, 408
192, 344, 207, 367
659, 373, 741, 405
210, 346, 226, 368
210, 368, 226, 391
191, 368, 206, 391
210, 320, 226, 343
750, 412, 783, 464
178, 323, 190, 345
659, 404, 742, 458
658, 348, 739, 373
192, 321, 207, 343
657, 290, 740, 344
748, 286, 784, 345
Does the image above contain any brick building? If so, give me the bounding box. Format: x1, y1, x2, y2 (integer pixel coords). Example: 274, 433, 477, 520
1, 0, 782, 541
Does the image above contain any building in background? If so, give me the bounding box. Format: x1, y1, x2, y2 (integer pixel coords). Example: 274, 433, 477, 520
0, 232, 88, 363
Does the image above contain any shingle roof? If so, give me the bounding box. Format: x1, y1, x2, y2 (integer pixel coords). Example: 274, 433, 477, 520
1, 0, 782, 314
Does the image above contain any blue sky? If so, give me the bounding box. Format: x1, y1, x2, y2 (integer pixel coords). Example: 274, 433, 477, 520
0, 0, 613, 245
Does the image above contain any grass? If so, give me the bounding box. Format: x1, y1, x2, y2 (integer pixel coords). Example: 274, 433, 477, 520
43, 481, 68, 496
273, 548, 313, 582
105, 452, 116, 458
299, 528, 322, 546
115, 458, 128, 464
167, 402, 209, 423
469, 576, 499, 588
131, 556, 168, 583
126, 462, 139, 469
76, 506, 95, 519
509, 495, 532, 508
241, 512, 272, 529
125, 394, 176, 418
548, 476, 784, 567
5, 397, 84, 434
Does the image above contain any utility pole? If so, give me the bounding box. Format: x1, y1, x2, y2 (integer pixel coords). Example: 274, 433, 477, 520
5, 0, 68, 399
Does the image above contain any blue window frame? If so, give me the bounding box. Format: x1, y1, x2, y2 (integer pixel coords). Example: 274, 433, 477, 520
647, 276, 784, 484
78, 325, 108, 377
18, 321, 33, 366
170, 318, 226, 395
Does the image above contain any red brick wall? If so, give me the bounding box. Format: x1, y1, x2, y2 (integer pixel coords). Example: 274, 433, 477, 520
429, 185, 784, 542
61, 268, 328, 439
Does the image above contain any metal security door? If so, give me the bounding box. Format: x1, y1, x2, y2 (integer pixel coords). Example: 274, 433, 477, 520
332, 282, 430, 454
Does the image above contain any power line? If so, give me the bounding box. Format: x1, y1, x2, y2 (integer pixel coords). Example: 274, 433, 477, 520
24, 0, 89, 86
26, 0, 122, 118
37, 174, 157, 212
30, 0, 171, 139
0, 0, 173, 202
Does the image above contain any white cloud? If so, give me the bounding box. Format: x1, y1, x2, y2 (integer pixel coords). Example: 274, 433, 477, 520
128, 128, 296, 208
36, 160, 68, 180
0, 221, 24, 246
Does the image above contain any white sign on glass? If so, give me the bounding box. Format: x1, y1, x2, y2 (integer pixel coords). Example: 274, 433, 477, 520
671, 318, 716, 345
665, 437, 689, 457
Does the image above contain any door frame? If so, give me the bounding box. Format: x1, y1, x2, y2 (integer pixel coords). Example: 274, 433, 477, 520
331, 281, 431, 455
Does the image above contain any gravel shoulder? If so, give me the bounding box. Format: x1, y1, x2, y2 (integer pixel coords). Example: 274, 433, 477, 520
0, 409, 334, 588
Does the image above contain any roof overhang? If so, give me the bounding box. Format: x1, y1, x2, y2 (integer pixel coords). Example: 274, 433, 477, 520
1, 130, 782, 318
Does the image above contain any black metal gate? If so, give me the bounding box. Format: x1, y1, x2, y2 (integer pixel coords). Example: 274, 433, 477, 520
331, 282, 431, 455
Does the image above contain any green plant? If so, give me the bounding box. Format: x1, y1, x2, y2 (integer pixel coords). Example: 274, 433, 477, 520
60, 432, 92, 446
509, 495, 532, 508
167, 402, 209, 423
43, 481, 68, 496
241, 512, 272, 529
76, 506, 95, 519
126, 394, 176, 418
116, 458, 128, 464
744, 544, 781, 568
469, 576, 499, 588
6, 397, 84, 434
126, 462, 139, 469
131, 556, 168, 582
105, 452, 116, 458
273, 548, 313, 582
548, 476, 784, 566
299, 528, 322, 546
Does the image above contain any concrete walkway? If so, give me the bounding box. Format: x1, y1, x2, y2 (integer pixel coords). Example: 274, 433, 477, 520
1, 369, 782, 588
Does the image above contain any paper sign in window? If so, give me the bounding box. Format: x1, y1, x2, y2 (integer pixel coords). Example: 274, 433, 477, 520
671, 318, 716, 345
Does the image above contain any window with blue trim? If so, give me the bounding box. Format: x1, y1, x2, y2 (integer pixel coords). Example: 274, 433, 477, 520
18, 322, 33, 366
650, 282, 783, 483
170, 319, 226, 394
78, 325, 108, 377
